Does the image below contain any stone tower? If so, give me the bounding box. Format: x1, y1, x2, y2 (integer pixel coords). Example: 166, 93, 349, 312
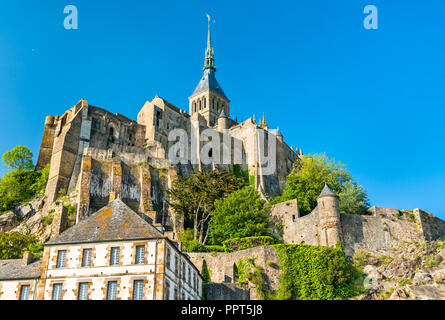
317, 183, 342, 247
189, 17, 230, 127
217, 109, 228, 132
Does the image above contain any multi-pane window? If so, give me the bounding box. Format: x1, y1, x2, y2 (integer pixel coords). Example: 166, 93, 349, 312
188, 267, 191, 285
107, 281, 117, 300
182, 261, 185, 279
110, 247, 120, 266
133, 280, 144, 300
81, 249, 92, 267
56, 250, 66, 268
19, 285, 30, 300
78, 283, 89, 300
135, 246, 145, 264
52, 283, 63, 300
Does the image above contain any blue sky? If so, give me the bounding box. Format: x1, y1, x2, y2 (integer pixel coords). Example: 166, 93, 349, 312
0, 1, 444, 218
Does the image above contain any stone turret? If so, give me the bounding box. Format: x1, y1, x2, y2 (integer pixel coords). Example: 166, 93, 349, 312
217, 109, 228, 132
317, 183, 342, 248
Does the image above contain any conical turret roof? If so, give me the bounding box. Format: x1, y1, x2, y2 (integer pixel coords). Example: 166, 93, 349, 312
317, 183, 338, 199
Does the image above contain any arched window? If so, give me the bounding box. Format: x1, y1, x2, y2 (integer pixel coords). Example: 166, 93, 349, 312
208, 148, 213, 158
199, 100, 202, 110
109, 127, 114, 137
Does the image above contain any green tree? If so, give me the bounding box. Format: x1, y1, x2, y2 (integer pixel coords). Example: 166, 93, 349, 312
167, 170, 245, 244
2, 146, 34, 171
0, 170, 40, 212
0, 232, 43, 259
338, 181, 370, 215
209, 186, 271, 245
273, 153, 369, 215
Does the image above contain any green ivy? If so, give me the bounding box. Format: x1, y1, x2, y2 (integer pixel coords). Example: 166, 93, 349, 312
235, 258, 266, 299
271, 244, 366, 300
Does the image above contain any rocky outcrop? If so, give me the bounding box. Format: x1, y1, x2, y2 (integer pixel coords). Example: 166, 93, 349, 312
3, 193, 78, 243
353, 239, 445, 300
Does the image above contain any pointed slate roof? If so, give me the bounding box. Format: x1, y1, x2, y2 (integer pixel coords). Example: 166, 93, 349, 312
192, 68, 227, 99
219, 108, 227, 118
46, 199, 164, 245
317, 183, 338, 199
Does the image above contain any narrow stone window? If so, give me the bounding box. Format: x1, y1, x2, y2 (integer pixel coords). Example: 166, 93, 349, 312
164, 280, 170, 300
166, 247, 171, 269
175, 255, 179, 276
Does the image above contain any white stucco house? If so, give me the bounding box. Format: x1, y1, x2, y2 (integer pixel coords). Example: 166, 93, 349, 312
0, 199, 203, 300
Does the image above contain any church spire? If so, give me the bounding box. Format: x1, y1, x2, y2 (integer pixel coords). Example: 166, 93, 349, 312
204, 14, 216, 71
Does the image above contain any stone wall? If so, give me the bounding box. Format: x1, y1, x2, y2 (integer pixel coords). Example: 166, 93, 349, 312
204, 283, 250, 300
187, 246, 281, 297
269, 200, 320, 246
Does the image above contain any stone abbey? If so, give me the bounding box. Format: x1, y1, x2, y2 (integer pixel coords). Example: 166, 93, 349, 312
35, 19, 299, 238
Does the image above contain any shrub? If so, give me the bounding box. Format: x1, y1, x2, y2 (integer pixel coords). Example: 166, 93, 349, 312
352, 250, 370, 267
40, 214, 54, 226
223, 236, 277, 253
182, 240, 225, 253
209, 186, 270, 245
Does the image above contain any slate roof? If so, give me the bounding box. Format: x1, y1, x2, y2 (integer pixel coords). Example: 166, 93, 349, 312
318, 183, 338, 198
0, 259, 41, 280
46, 199, 164, 245
192, 68, 227, 99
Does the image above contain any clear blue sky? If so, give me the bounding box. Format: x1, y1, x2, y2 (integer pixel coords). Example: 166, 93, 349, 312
1, 1, 444, 217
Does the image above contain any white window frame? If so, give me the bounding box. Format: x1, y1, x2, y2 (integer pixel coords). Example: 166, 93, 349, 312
56, 250, 66, 268
107, 281, 118, 300
81, 248, 92, 267
135, 246, 145, 264
133, 280, 144, 300
19, 285, 30, 300
52, 283, 63, 300
110, 247, 120, 266
78, 282, 89, 300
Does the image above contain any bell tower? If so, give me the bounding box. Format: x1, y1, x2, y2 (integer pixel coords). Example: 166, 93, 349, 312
189, 15, 230, 127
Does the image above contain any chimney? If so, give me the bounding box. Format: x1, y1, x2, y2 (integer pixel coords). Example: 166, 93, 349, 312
22, 251, 34, 266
